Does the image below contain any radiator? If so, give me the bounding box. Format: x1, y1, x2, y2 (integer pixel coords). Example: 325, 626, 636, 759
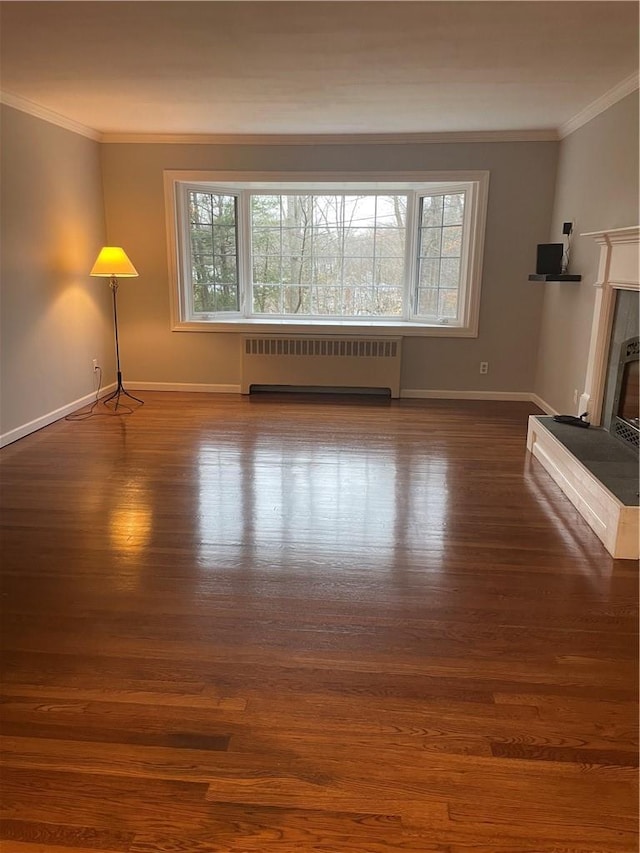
241, 336, 402, 397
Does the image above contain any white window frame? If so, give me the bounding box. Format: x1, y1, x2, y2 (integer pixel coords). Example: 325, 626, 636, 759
165, 170, 489, 337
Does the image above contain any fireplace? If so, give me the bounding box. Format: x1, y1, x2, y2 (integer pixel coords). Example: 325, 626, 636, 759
610, 337, 639, 450
527, 226, 639, 559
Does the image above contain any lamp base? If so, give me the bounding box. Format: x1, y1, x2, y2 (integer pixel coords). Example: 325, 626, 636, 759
103, 371, 144, 410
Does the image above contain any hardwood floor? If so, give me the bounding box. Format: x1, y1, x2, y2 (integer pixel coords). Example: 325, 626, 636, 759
1, 393, 637, 852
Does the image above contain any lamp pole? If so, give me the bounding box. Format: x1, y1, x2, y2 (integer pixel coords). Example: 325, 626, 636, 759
101, 275, 144, 410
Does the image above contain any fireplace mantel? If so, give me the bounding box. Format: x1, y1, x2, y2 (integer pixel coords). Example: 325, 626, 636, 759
527, 226, 639, 560
580, 226, 640, 425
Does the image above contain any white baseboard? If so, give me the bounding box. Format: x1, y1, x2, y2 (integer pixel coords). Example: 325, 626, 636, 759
529, 393, 559, 415
400, 389, 534, 402
0, 384, 558, 448
132, 384, 546, 406
0, 383, 117, 449
126, 381, 242, 394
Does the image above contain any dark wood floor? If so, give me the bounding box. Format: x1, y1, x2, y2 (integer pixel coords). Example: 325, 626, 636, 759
1, 393, 637, 853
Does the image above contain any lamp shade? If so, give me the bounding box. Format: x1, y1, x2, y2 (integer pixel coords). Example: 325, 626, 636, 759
90, 247, 138, 277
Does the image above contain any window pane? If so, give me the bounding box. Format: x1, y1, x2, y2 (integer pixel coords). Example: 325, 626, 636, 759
343, 256, 373, 287
188, 192, 238, 314
210, 284, 239, 312
313, 228, 342, 256
213, 255, 237, 285
440, 258, 461, 288
286, 255, 313, 286
252, 228, 282, 256
442, 226, 462, 257
284, 285, 311, 314
212, 225, 237, 256
194, 282, 239, 313
421, 196, 443, 227
189, 192, 212, 224
313, 196, 343, 228
252, 256, 281, 285
192, 255, 214, 285
253, 284, 281, 313
438, 289, 458, 319
348, 197, 377, 228
375, 228, 406, 258
376, 196, 406, 228
417, 288, 438, 316
375, 257, 404, 289
420, 227, 442, 258
344, 227, 375, 256
345, 286, 375, 316
251, 195, 281, 226
193, 283, 214, 313
247, 192, 409, 318
314, 286, 342, 315
419, 258, 440, 288
314, 257, 341, 285
190, 225, 213, 255
282, 227, 306, 255
443, 193, 465, 226
374, 287, 403, 316
211, 195, 236, 222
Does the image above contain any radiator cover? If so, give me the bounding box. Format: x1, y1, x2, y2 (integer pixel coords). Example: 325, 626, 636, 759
241, 336, 402, 397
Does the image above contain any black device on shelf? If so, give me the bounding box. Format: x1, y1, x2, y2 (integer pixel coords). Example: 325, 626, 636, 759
528, 226, 581, 282
536, 243, 563, 275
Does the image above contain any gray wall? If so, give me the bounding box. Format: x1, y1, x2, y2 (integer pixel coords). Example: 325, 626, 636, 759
534, 92, 639, 414
100, 140, 558, 393
0, 105, 112, 439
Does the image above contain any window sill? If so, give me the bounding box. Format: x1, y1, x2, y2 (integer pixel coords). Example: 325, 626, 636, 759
172, 318, 478, 337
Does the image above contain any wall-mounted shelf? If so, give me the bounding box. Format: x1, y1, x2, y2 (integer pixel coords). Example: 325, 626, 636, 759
528, 273, 582, 282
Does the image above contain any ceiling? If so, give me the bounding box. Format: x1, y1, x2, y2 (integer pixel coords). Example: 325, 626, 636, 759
0, 1, 638, 138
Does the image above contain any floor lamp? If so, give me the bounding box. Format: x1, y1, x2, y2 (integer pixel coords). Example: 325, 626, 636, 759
90, 246, 144, 410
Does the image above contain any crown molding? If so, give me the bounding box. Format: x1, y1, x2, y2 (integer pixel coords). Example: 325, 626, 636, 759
0, 92, 558, 145
0, 90, 102, 141
6, 75, 635, 148
559, 72, 640, 140
0, 91, 559, 145
100, 128, 559, 145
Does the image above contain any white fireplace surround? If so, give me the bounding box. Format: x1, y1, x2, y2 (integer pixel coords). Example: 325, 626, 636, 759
580, 226, 640, 424
527, 226, 639, 560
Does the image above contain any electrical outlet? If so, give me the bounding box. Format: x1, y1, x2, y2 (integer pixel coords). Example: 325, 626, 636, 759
92, 359, 99, 371
573, 389, 579, 405
479, 361, 489, 375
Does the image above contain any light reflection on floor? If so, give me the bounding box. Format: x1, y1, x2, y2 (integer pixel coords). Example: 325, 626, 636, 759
196, 437, 449, 568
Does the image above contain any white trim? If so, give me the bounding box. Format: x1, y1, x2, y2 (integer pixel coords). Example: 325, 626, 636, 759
581, 225, 640, 244
171, 320, 478, 338
0, 384, 117, 448
164, 170, 488, 338
165, 169, 492, 185
529, 393, 559, 415
580, 226, 639, 425
103, 129, 559, 145
103, 384, 551, 406
0, 90, 102, 141
558, 73, 640, 140
400, 389, 534, 402
126, 382, 241, 394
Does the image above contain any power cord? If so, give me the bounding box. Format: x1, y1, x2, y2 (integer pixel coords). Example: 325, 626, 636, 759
65, 366, 135, 420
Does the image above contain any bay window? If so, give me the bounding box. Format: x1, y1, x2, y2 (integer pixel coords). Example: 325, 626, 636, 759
167, 172, 488, 335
